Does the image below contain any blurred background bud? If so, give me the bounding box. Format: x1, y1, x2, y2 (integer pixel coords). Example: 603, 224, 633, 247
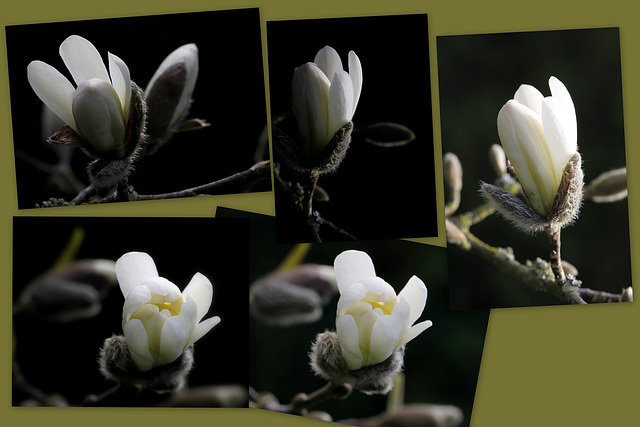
621, 287, 633, 302
366, 403, 464, 427
159, 384, 248, 407
250, 264, 337, 326
488, 143, 507, 177
443, 152, 463, 193
583, 167, 627, 203
13, 259, 117, 323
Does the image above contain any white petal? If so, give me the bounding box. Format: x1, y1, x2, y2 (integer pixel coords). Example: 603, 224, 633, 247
336, 314, 363, 370
498, 100, 555, 215
348, 51, 362, 116
368, 314, 402, 365
123, 319, 154, 371
142, 277, 182, 302
336, 282, 367, 317
398, 319, 433, 348
542, 97, 575, 184
397, 275, 427, 325
187, 315, 221, 347
122, 285, 152, 324
292, 63, 330, 152
116, 252, 159, 297
359, 276, 397, 302
314, 45, 343, 82
72, 78, 125, 155
27, 61, 77, 130
182, 272, 213, 321
513, 84, 543, 116
327, 70, 354, 140
356, 309, 381, 365
108, 52, 131, 121
59, 35, 110, 85
158, 314, 191, 366
548, 76, 577, 148
333, 250, 376, 294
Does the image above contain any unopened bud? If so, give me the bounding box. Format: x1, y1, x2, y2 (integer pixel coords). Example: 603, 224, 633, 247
373, 404, 464, 427
488, 144, 507, 176
583, 167, 627, 203
250, 264, 336, 326
621, 287, 633, 302
14, 259, 117, 323
443, 152, 463, 193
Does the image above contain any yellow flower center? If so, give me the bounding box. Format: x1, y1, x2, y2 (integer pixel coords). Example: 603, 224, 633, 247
362, 291, 396, 316
155, 301, 181, 316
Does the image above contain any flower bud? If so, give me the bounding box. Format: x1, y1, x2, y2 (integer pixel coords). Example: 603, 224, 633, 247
497, 76, 581, 219
443, 152, 463, 193
250, 264, 337, 326
14, 259, 117, 323
289, 46, 362, 172
583, 167, 627, 203
488, 143, 507, 176
144, 43, 205, 155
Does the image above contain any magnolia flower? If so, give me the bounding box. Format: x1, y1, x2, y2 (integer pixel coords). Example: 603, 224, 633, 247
497, 76, 578, 217
292, 46, 362, 160
115, 251, 220, 372
334, 250, 432, 371
27, 35, 134, 158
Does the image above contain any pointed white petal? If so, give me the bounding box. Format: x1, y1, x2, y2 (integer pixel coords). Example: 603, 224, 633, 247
548, 76, 577, 148
187, 315, 221, 347
333, 250, 376, 294
314, 45, 343, 81
27, 61, 77, 130
182, 272, 213, 321
123, 319, 154, 371
327, 70, 354, 140
542, 97, 575, 184
108, 52, 131, 121
348, 51, 362, 116
513, 84, 543, 116
116, 252, 159, 297
336, 314, 363, 370
397, 275, 427, 325
399, 319, 433, 348
59, 35, 110, 85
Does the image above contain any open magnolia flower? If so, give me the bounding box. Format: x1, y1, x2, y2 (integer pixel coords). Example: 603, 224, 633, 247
334, 250, 432, 371
27, 35, 136, 159
292, 45, 362, 161
497, 76, 578, 217
115, 251, 220, 372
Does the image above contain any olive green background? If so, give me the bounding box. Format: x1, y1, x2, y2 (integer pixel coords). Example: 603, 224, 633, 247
1, 0, 637, 426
